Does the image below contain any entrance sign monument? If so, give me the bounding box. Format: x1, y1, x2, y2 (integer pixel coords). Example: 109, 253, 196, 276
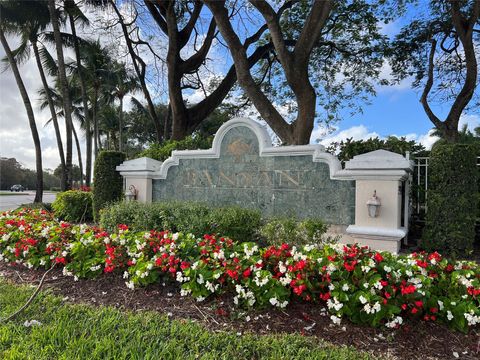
117, 117, 413, 253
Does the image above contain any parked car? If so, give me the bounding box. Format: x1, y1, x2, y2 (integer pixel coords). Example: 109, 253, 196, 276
10, 184, 24, 192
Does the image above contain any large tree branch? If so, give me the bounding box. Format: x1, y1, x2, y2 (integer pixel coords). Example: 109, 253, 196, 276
178, 1, 203, 49
204, 0, 293, 143
144, 0, 168, 34
420, 39, 444, 130
181, 17, 216, 74
446, 0, 479, 127
188, 42, 275, 131
294, 0, 332, 65
250, 1, 292, 72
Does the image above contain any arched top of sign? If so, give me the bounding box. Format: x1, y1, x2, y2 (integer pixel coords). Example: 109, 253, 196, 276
119, 117, 346, 180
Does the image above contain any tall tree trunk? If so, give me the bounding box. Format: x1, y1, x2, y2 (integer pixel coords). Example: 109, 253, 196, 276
93, 88, 98, 158
69, 11, 92, 186
0, 30, 43, 202
72, 124, 84, 187
164, 103, 171, 141
119, 96, 123, 152
31, 39, 67, 191
47, 0, 73, 189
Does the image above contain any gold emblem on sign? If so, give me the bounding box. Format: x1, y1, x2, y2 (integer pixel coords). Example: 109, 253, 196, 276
227, 139, 252, 161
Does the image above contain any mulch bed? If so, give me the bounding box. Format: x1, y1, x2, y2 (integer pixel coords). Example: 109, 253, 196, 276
1, 263, 478, 360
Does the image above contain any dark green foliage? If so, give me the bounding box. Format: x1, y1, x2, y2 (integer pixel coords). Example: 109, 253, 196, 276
259, 217, 331, 247
0, 157, 60, 190
138, 135, 213, 162
209, 206, 262, 242
99, 201, 261, 242
92, 151, 126, 221
326, 136, 427, 163
422, 144, 478, 256
52, 190, 93, 222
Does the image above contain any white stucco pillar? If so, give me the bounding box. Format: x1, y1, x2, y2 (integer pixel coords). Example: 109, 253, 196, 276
342, 150, 413, 254
116, 157, 163, 203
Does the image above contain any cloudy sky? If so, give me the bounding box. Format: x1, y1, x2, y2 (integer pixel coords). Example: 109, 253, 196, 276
0, 4, 479, 171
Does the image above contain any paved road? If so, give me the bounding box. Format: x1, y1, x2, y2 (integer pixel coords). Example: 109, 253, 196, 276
0, 192, 57, 212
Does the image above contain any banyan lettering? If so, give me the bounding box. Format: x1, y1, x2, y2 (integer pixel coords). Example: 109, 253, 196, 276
182, 170, 309, 189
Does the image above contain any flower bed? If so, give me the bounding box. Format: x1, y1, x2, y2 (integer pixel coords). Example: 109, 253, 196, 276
1, 208, 479, 333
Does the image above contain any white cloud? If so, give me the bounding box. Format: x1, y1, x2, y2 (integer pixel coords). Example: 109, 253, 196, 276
315, 125, 380, 146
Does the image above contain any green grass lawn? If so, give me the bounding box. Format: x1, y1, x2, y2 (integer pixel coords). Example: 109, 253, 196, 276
0, 280, 375, 360
0, 192, 29, 196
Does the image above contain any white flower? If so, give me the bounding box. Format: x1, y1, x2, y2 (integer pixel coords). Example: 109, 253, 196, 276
384, 266, 392, 273
123, 271, 129, 279
269, 297, 278, 306
447, 311, 454, 321
437, 300, 444, 311
359, 295, 368, 304
464, 311, 480, 326
342, 284, 349, 292
197, 274, 204, 284
172, 233, 179, 241
196, 296, 205, 302
330, 315, 341, 325
180, 289, 191, 297
125, 281, 135, 290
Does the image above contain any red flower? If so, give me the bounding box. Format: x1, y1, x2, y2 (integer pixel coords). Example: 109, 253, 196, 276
416, 260, 428, 268
180, 261, 190, 270
319, 292, 331, 301
415, 300, 423, 308
411, 307, 418, 314
55, 257, 66, 265
344, 260, 357, 272
118, 224, 129, 231
243, 268, 251, 278
401, 304, 407, 310
374, 253, 384, 263
293, 284, 306, 296
400, 284, 416, 295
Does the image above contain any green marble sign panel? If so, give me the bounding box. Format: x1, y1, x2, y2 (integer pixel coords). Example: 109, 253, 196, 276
152, 123, 355, 224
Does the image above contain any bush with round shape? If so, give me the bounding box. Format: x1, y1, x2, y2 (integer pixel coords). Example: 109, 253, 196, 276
52, 190, 93, 222
92, 151, 126, 221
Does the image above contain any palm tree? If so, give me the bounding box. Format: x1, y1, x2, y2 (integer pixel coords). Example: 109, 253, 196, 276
2, 0, 68, 191
80, 40, 114, 158
64, 0, 93, 186
0, 3, 43, 202
47, 0, 74, 189
38, 82, 86, 187
109, 62, 141, 152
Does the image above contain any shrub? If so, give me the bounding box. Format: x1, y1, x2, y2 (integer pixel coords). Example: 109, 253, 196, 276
52, 190, 93, 223
422, 143, 478, 256
209, 206, 262, 242
138, 135, 213, 162
93, 151, 126, 221
260, 217, 332, 247
100, 201, 261, 241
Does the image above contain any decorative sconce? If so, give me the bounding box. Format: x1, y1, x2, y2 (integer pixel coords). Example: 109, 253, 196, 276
125, 185, 137, 202
366, 190, 381, 218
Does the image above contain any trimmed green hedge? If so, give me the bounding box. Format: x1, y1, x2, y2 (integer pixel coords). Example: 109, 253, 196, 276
99, 201, 261, 242
422, 143, 478, 256
259, 217, 331, 247
92, 151, 126, 221
52, 190, 93, 222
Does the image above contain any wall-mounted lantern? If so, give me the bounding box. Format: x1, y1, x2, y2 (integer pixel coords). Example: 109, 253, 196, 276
366, 190, 381, 218
125, 185, 137, 202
